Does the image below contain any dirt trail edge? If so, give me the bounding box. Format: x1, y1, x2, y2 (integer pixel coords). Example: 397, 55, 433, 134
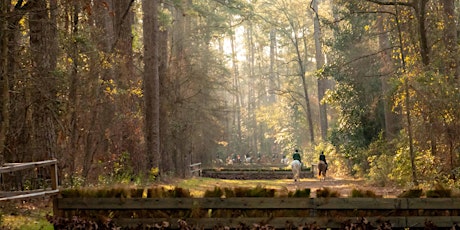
287, 177, 403, 198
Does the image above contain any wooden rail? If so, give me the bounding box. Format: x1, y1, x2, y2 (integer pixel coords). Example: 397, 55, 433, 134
0, 159, 59, 201
189, 162, 202, 176
201, 168, 313, 179
54, 197, 460, 229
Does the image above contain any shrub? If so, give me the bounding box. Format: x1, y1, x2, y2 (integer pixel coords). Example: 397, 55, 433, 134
288, 188, 311, 197
203, 187, 224, 197
350, 188, 380, 198
316, 187, 340, 197
233, 185, 275, 197
397, 189, 423, 198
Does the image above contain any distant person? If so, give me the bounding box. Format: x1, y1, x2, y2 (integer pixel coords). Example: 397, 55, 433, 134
319, 151, 328, 170
293, 149, 301, 163
281, 155, 288, 164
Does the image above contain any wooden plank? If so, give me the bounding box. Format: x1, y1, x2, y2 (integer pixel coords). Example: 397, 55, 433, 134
201, 170, 311, 175
57, 197, 460, 210
313, 198, 408, 210
314, 198, 460, 210
0, 159, 57, 173
0, 188, 53, 197
201, 170, 313, 179
0, 189, 59, 201
114, 216, 460, 229
50, 162, 58, 190
406, 198, 460, 209
57, 197, 317, 210
203, 168, 306, 172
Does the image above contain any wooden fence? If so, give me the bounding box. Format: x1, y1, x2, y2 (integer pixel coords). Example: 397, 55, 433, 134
0, 159, 59, 201
54, 197, 460, 229
189, 162, 202, 176
200, 163, 316, 179
201, 168, 313, 179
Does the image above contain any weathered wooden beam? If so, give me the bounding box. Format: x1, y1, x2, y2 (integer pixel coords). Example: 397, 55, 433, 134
0, 159, 59, 202
0, 159, 57, 173
56, 197, 460, 210
50, 161, 58, 190
57, 197, 316, 210
0, 189, 59, 201
190, 163, 202, 167
0, 188, 54, 197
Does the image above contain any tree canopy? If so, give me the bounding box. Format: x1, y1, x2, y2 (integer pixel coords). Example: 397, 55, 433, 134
1, 0, 459, 189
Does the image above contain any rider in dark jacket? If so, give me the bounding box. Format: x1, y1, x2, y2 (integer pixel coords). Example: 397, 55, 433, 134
293, 149, 301, 163
319, 151, 328, 169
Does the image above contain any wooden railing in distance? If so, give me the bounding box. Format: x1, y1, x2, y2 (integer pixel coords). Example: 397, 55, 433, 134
189, 162, 202, 176
0, 159, 59, 201
54, 197, 460, 229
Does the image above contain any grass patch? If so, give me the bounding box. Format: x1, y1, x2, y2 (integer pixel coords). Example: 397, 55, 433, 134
175, 177, 290, 197
0, 198, 53, 230
2, 216, 53, 230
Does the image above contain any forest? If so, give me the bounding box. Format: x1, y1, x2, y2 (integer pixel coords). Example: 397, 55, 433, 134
0, 0, 459, 189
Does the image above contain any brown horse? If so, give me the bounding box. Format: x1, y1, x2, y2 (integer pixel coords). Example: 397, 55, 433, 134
318, 160, 327, 181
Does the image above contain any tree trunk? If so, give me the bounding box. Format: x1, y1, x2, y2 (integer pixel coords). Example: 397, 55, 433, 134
142, 0, 160, 174
68, 1, 80, 185
230, 32, 242, 149
312, 0, 328, 141
159, 27, 172, 175
377, 14, 400, 140
413, 0, 429, 67
268, 29, 277, 104
292, 30, 314, 144
0, 0, 10, 164
246, 22, 258, 154
394, 2, 418, 186
29, 0, 58, 161
442, 0, 458, 80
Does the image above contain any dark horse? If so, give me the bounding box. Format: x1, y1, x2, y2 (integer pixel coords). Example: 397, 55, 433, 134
318, 160, 327, 181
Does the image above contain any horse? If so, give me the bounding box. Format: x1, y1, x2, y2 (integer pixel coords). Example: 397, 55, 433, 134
281, 156, 288, 165
318, 160, 327, 181
244, 154, 252, 163
291, 160, 302, 182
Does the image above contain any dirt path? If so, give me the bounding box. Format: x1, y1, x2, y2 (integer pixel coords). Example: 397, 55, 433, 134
285, 176, 403, 198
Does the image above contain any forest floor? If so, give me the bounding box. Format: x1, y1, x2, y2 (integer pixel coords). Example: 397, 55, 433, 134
0, 175, 404, 229
285, 176, 403, 198
172, 175, 404, 198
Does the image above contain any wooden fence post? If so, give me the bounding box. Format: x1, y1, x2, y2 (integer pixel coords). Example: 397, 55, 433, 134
50, 160, 58, 190
189, 163, 202, 177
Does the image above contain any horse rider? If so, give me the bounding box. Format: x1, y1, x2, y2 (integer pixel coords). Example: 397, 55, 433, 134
293, 149, 301, 163
319, 151, 328, 170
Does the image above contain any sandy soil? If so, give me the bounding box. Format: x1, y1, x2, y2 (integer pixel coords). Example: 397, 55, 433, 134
285, 176, 403, 198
